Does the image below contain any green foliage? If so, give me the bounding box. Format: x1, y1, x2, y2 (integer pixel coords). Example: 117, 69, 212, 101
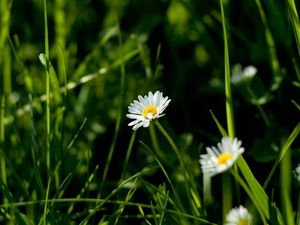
0, 0, 300, 224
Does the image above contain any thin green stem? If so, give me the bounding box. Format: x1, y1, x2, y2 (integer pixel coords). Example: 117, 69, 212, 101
149, 122, 164, 160
255, 0, 281, 91
29, 94, 45, 197
43, 178, 51, 225
280, 149, 294, 225
54, 0, 66, 83
154, 120, 195, 214
220, 0, 235, 139
53, 0, 67, 189
154, 120, 184, 169
0, 96, 7, 211
139, 140, 185, 213
0, 0, 11, 51
220, 0, 234, 219
246, 86, 270, 126
0, 96, 6, 186
263, 122, 300, 189
1, 49, 11, 196
203, 172, 212, 205
120, 131, 136, 180
0, 0, 11, 208
287, 0, 300, 56
222, 173, 232, 221
43, 0, 51, 175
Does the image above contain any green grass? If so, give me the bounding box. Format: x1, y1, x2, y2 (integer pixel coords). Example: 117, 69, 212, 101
0, 0, 300, 224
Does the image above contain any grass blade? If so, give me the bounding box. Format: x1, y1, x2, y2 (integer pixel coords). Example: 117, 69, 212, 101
263, 122, 300, 189
219, 0, 234, 219
280, 150, 294, 225
158, 190, 169, 225
219, 0, 235, 139
237, 156, 285, 224
230, 169, 268, 224
0, 0, 11, 205
29, 94, 45, 197
120, 131, 137, 180
287, 0, 300, 55
79, 166, 158, 225
43, 0, 51, 176
139, 140, 184, 212
41, 178, 51, 225
292, 100, 300, 111
255, 0, 282, 91
113, 182, 137, 225
209, 110, 228, 137
67, 165, 99, 214
237, 156, 269, 219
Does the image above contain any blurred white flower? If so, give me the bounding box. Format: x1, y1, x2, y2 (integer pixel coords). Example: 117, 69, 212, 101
296, 163, 300, 182
225, 206, 252, 225
225, 205, 252, 225
231, 64, 257, 85
126, 91, 171, 130
199, 137, 244, 177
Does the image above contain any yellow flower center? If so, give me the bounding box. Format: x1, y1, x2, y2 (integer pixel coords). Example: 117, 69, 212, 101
217, 153, 233, 166
237, 219, 249, 225
142, 105, 157, 119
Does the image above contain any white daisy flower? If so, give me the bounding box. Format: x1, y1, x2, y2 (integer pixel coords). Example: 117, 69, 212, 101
231, 64, 257, 85
225, 205, 252, 225
199, 137, 245, 177
296, 163, 300, 182
126, 91, 171, 130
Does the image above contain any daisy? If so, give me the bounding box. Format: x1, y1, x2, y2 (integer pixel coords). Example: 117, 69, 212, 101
296, 163, 300, 182
231, 64, 257, 85
225, 205, 252, 225
199, 137, 245, 177
126, 91, 171, 131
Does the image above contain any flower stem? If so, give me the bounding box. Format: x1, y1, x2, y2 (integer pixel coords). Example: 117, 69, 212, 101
222, 173, 232, 221
154, 120, 184, 169
220, 0, 234, 218
43, 0, 51, 177
120, 131, 136, 180
246, 86, 270, 126
154, 120, 194, 213
149, 122, 164, 160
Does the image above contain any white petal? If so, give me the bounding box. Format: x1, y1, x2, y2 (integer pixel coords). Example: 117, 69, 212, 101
159, 98, 171, 113
148, 91, 154, 105
133, 100, 144, 110
126, 114, 144, 120
128, 119, 142, 126
128, 106, 141, 114
138, 95, 146, 106
142, 120, 150, 127
153, 91, 160, 105
132, 121, 144, 130
155, 91, 162, 106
